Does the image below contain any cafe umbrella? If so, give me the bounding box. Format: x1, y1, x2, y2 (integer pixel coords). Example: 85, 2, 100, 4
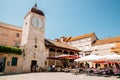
74, 54, 101, 62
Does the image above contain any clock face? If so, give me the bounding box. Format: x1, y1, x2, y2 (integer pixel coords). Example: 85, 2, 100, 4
31, 17, 42, 28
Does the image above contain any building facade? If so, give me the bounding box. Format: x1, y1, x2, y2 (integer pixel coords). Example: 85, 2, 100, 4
66, 32, 98, 56
56, 33, 120, 56
92, 37, 120, 56
0, 22, 22, 47
53, 34, 120, 68
0, 22, 23, 74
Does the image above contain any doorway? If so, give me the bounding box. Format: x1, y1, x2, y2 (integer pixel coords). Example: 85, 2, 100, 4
0, 57, 6, 72
31, 60, 37, 72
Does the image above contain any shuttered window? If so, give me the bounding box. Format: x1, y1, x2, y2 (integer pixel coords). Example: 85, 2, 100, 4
11, 57, 18, 66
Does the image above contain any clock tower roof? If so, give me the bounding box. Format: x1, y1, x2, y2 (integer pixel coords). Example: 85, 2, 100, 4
31, 3, 45, 16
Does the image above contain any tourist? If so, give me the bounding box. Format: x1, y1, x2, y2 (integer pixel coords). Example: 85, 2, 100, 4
36, 65, 39, 72
32, 65, 36, 72
48, 65, 52, 72
52, 64, 55, 72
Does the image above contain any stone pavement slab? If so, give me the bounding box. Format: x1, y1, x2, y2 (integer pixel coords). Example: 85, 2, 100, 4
0, 72, 120, 80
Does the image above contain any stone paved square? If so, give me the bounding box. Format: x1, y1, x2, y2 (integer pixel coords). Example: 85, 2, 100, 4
0, 72, 120, 80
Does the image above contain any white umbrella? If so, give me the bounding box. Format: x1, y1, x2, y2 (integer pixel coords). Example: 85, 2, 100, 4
105, 54, 120, 61
97, 53, 120, 62
74, 54, 101, 62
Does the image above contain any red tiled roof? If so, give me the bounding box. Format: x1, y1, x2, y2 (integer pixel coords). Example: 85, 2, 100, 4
45, 39, 80, 51
67, 32, 96, 41
93, 37, 120, 46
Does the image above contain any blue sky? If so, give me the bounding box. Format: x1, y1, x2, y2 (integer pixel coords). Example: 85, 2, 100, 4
0, 0, 120, 40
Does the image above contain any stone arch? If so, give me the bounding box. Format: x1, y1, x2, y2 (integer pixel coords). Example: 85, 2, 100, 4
63, 51, 68, 54
49, 48, 55, 57
48, 48, 55, 65
69, 52, 74, 55
49, 48, 55, 52
57, 49, 62, 55
56, 49, 62, 66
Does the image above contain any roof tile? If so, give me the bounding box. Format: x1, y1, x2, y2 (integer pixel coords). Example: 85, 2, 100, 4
45, 39, 80, 51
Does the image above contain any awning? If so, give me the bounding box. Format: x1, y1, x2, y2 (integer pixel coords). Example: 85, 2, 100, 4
47, 54, 79, 60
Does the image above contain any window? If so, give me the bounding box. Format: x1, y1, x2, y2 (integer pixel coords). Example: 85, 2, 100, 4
11, 57, 18, 66
85, 45, 89, 50
26, 22, 27, 25
45, 61, 47, 65
16, 33, 20, 37
34, 45, 37, 48
15, 41, 20, 48
94, 46, 97, 49
79, 40, 81, 43
79, 46, 82, 50
85, 53, 90, 56
110, 44, 114, 47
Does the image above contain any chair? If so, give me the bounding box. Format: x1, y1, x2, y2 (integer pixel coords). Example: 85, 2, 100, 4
93, 68, 102, 76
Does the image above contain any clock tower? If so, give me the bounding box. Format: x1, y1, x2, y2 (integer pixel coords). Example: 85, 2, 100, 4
21, 4, 46, 72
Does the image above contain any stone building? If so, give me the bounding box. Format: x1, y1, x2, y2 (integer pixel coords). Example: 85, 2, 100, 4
56, 33, 120, 57
0, 22, 22, 47
0, 22, 23, 74
66, 32, 98, 56
0, 4, 80, 74
55, 34, 120, 68
92, 37, 120, 56
45, 39, 80, 67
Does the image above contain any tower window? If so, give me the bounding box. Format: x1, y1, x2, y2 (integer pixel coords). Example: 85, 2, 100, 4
26, 22, 27, 26
35, 45, 37, 48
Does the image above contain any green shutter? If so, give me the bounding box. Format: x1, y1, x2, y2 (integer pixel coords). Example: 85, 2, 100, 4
11, 57, 18, 66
